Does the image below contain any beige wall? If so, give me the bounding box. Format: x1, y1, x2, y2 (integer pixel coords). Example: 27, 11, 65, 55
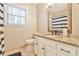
72, 4, 79, 37
37, 3, 48, 33
4, 3, 37, 51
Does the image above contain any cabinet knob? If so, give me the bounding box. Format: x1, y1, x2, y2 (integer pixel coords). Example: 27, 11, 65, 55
36, 43, 37, 45
42, 47, 44, 49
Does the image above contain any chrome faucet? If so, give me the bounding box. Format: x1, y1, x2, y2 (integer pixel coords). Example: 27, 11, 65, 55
51, 30, 63, 36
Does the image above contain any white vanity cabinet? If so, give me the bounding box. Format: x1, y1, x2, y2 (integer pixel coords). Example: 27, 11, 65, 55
34, 35, 78, 56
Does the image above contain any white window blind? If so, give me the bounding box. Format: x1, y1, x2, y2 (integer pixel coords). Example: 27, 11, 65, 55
7, 4, 26, 25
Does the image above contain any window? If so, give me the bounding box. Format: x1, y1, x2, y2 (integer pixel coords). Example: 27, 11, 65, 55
7, 4, 26, 25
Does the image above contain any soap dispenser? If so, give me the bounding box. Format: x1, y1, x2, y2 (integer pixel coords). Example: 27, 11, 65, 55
62, 28, 68, 37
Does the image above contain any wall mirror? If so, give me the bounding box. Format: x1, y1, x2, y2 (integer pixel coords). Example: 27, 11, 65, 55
48, 3, 72, 34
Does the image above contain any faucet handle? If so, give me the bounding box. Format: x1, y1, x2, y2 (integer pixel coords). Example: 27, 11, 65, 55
57, 30, 62, 35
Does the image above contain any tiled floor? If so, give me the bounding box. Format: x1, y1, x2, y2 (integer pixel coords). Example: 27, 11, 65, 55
5, 46, 35, 56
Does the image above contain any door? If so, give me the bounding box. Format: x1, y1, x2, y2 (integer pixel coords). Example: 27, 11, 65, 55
38, 42, 45, 56
34, 40, 39, 55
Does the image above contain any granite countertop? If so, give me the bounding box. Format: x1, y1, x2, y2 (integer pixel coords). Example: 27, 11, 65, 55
33, 33, 79, 47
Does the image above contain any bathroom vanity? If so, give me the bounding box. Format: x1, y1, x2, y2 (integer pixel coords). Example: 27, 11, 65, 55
33, 33, 79, 56
33, 3, 79, 56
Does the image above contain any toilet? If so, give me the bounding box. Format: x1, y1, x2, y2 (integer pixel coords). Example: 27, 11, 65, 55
25, 39, 35, 52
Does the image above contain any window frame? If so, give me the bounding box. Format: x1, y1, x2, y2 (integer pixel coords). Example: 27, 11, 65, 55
6, 4, 27, 26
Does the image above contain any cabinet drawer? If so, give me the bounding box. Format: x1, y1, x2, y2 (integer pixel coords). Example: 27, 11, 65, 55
35, 36, 56, 48
45, 46, 57, 56
57, 42, 77, 56
44, 39, 56, 49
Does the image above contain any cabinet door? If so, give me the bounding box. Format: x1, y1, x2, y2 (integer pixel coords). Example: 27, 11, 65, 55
45, 46, 57, 56
38, 42, 45, 56
34, 40, 39, 55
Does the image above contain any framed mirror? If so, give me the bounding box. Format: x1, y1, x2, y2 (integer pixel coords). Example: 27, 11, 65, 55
48, 3, 72, 34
